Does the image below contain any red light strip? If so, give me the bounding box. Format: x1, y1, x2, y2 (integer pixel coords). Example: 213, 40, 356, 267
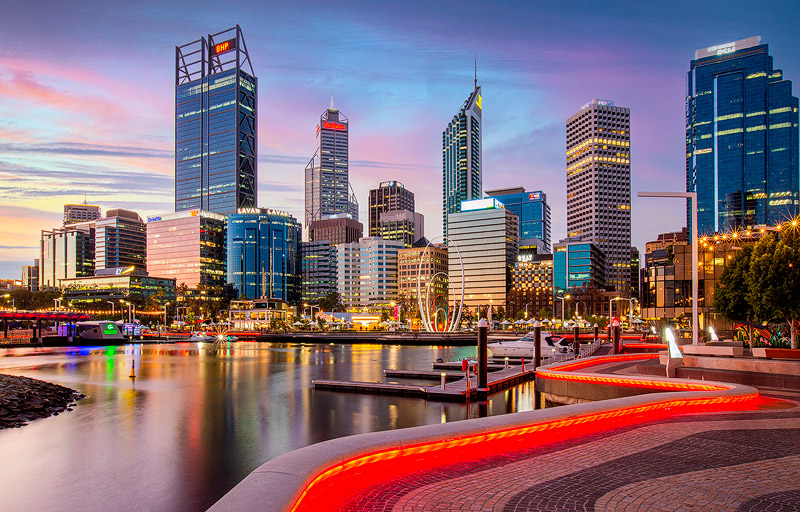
285, 353, 760, 512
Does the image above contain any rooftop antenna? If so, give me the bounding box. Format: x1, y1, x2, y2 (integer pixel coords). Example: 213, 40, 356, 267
330, 91, 335, 110
474, 51, 477, 90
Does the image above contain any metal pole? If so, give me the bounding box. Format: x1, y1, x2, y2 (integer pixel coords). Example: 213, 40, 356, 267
477, 318, 488, 390
573, 324, 580, 356
533, 320, 541, 369
691, 195, 698, 345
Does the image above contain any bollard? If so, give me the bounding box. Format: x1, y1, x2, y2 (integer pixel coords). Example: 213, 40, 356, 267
573, 325, 580, 358
129, 360, 136, 379
533, 321, 541, 370
477, 319, 488, 390
612, 319, 621, 354
504, 356, 509, 369
593, 323, 599, 343
520, 358, 525, 371
440, 372, 446, 390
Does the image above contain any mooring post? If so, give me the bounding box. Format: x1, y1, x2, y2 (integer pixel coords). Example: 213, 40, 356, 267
612, 318, 621, 354
533, 321, 541, 370
440, 372, 446, 390
573, 324, 580, 357
477, 318, 488, 390
593, 323, 599, 343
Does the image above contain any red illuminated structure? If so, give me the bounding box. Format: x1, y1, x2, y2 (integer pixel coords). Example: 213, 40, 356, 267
212, 353, 761, 512
322, 121, 346, 131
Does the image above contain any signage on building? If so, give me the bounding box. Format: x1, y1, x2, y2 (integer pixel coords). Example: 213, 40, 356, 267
190, 210, 198, 216
323, 121, 346, 131
518, 254, 533, 263
461, 198, 505, 212
529, 192, 542, 200
212, 38, 236, 56
147, 216, 162, 223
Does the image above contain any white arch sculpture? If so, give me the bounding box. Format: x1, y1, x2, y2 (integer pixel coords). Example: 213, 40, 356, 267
416, 237, 465, 332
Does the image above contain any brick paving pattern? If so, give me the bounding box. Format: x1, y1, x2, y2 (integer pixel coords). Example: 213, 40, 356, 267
339, 398, 800, 511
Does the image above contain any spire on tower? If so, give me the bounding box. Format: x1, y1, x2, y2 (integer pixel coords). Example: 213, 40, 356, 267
474, 51, 477, 90
330, 91, 335, 110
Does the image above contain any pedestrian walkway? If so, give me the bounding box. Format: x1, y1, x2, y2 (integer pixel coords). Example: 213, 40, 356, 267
337, 393, 800, 511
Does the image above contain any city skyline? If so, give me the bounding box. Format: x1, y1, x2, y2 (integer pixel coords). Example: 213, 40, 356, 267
1, 1, 799, 277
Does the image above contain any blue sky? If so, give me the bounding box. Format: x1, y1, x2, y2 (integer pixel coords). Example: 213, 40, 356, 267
0, 0, 798, 278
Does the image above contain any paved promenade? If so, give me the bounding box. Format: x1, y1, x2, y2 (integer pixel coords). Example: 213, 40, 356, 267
338, 392, 800, 511
341, 395, 800, 512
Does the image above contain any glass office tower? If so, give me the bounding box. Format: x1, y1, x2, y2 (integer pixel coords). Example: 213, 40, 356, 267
305, 100, 359, 235
485, 187, 551, 250
175, 25, 257, 215
687, 36, 799, 234
226, 209, 300, 302
443, 85, 482, 240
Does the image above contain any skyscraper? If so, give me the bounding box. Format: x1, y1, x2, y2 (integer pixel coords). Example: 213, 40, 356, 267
443, 84, 482, 239
566, 99, 631, 294
95, 209, 147, 273
686, 36, 799, 234
64, 203, 101, 226
305, 99, 359, 235
368, 181, 414, 236
175, 25, 257, 215
485, 187, 552, 250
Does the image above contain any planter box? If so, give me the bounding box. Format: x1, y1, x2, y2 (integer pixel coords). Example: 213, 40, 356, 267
752, 348, 800, 360
682, 345, 743, 357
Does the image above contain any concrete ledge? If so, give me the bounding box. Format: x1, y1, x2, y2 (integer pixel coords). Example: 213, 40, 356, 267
209, 355, 758, 512
752, 347, 800, 360
682, 345, 744, 357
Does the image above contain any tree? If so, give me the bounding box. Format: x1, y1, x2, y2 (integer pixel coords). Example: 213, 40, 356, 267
747, 233, 800, 349
537, 307, 550, 321
318, 292, 343, 312
714, 244, 754, 344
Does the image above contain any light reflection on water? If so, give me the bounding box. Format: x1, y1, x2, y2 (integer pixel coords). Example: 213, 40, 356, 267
0, 342, 537, 512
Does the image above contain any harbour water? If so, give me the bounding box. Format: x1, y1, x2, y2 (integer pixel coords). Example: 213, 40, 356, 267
0, 342, 537, 512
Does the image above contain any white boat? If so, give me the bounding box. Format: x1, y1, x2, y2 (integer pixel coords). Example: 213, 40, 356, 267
188, 332, 239, 342
488, 331, 571, 358
76, 321, 124, 342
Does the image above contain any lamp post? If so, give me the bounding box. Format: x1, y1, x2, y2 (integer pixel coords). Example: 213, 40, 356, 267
53, 298, 62, 311
106, 300, 115, 320
638, 191, 698, 345
163, 302, 170, 330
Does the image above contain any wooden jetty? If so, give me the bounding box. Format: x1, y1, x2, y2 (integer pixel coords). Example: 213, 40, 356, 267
312, 364, 536, 402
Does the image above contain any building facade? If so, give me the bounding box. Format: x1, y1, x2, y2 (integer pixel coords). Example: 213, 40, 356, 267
687, 36, 799, 235
566, 98, 631, 293
308, 215, 363, 246
226, 209, 300, 302
368, 181, 415, 236
447, 198, 518, 311
305, 102, 358, 233
95, 209, 147, 273
175, 25, 257, 215
40, 223, 95, 289
398, 242, 449, 312
337, 237, 403, 309
630, 247, 641, 301
553, 239, 607, 295
22, 259, 39, 292
378, 209, 424, 248
64, 203, 101, 226
60, 273, 176, 305
300, 240, 337, 304
509, 252, 553, 320
443, 85, 482, 240
146, 210, 227, 291
485, 187, 552, 250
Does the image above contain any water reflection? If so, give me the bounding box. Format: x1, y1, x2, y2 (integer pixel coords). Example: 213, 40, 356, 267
0, 342, 537, 512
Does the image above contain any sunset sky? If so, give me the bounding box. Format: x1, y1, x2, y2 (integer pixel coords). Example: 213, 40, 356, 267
1, 0, 798, 278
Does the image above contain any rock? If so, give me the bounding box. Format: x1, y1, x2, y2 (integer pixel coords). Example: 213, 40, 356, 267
0, 374, 84, 429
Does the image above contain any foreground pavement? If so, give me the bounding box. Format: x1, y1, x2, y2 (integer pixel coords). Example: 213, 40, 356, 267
339, 391, 800, 512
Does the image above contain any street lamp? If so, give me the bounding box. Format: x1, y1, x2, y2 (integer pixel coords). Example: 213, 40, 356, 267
54, 298, 62, 311
638, 191, 698, 345
2, 294, 14, 310
106, 300, 115, 320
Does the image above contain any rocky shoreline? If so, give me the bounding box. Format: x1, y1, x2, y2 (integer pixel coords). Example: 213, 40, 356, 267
0, 374, 85, 429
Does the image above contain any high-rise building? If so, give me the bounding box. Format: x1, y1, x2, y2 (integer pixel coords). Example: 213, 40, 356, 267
305, 100, 358, 235
175, 25, 257, 215
146, 210, 228, 291
485, 187, 552, 250
64, 203, 101, 226
95, 209, 147, 273
447, 198, 518, 311
40, 223, 95, 289
630, 247, 640, 301
300, 240, 337, 304
21, 259, 39, 292
686, 36, 799, 234
308, 215, 363, 246
509, 252, 553, 320
368, 181, 415, 236
443, 85, 482, 239
337, 237, 403, 309
378, 210, 424, 248
226, 209, 300, 302
566, 98, 631, 293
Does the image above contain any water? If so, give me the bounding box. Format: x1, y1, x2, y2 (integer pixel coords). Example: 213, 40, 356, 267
0, 342, 538, 512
